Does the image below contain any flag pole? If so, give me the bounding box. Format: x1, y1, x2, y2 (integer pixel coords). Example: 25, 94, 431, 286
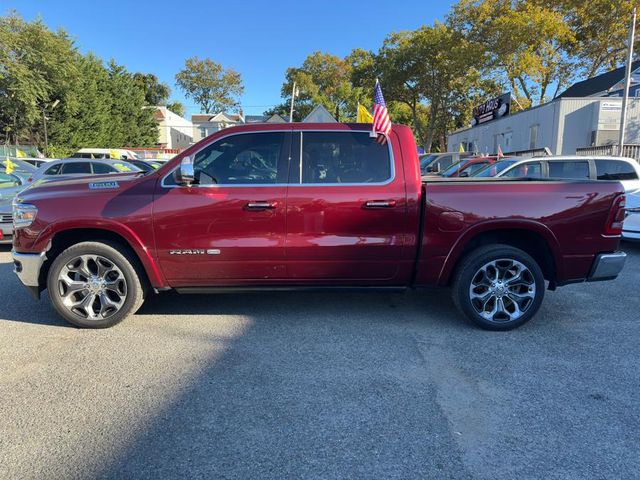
619, 6, 637, 157
370, 79, 379, 138
289, 81, 297, 123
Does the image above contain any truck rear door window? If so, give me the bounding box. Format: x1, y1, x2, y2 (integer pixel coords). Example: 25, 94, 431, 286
548, 161, 589, 179
595, 160, 638, 181
299, 131, 391, 184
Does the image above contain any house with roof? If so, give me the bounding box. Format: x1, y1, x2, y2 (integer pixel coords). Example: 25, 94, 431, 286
447, 64, 640, 156
191, 112, 290, 142
191, 112, 244, 142
557, 61, 640, 99
154, 106, 193, 149
303, 105, 337, 123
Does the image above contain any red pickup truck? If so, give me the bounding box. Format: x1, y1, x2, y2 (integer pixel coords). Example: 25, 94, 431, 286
11, 123, 627, 330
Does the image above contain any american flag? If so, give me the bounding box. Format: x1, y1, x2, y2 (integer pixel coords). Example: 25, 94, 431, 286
372, 80, 391, 141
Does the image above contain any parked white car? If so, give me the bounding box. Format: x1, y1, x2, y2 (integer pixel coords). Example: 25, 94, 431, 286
71, 148, 140, 160
473, 156, 640, 240
624, 190, 640, 242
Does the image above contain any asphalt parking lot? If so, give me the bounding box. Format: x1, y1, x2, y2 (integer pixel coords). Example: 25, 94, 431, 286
0, 243, 639, 480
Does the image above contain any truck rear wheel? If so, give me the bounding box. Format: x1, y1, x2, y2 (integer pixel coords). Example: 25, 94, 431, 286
47, 241, 146, 328
451, 244, 545, 330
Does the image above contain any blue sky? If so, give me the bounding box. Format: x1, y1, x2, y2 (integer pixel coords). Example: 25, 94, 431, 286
5, 0, 455, 117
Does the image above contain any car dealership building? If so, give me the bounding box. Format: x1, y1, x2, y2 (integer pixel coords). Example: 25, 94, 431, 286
448, 62, 640, 157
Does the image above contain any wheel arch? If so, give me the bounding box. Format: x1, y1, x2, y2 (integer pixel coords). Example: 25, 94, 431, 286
439, 221, 561, 288
39, 225, 165, 291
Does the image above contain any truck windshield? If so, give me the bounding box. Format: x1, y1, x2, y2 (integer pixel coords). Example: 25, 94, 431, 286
473, 159, 517, 177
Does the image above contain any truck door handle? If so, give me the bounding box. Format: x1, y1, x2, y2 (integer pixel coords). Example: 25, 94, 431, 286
245, 201, 278, 210
364, 200, 396, 209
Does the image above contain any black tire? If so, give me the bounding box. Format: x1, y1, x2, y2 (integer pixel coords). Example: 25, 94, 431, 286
47, 241, 146, 328
451, 244, 545, 331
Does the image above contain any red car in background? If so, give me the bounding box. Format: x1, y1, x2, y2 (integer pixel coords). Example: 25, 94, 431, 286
440, 156, 499, 178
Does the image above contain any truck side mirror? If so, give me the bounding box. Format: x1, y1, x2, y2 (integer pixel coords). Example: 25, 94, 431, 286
175, 155, 195, 186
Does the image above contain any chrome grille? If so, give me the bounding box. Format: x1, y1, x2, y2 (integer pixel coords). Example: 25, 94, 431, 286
0, 214, 13, 223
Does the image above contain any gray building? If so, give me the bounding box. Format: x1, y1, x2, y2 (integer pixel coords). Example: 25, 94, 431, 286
448, 97, 640, 156
448, 63, 640, 156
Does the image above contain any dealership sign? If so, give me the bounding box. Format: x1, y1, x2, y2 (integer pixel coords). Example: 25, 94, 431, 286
471, 93, 511, 126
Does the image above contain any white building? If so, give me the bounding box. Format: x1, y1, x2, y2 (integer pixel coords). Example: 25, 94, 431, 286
191, 112, 288, 142
154, 107, 193, 149
448, 62, 640, 156
448, 97, 640, 156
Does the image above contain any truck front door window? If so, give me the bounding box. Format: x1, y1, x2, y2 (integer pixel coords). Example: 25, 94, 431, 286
193, 132, 284, 185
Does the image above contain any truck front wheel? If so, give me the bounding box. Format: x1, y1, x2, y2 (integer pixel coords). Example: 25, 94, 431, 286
451, 244, 545, 330
47, 241, 146, 328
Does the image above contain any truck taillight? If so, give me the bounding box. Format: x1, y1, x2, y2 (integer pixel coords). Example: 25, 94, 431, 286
604, 194, 626, 236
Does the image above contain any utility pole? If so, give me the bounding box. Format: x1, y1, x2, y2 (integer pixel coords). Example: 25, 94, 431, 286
42, 108, 48, 154
619, 6, 637, 157
41, 99, 59, 156
289, 82, 299, 123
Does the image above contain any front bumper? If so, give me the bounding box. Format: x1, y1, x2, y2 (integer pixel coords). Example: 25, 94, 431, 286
587, 252, 627, 282
12, 250, 47, 299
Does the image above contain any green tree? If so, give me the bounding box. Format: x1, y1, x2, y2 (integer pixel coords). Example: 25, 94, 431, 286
133, 72, 171, 106
0, 12, 78, 144
166, 100, 186, 117
448, 0, 576, 105
365, 23, 496, 151
176, 57, 244, 113
106, 60, 157, 147
275, 51, 365, 122
552, 0, 639, 78
48, 53, 112, 149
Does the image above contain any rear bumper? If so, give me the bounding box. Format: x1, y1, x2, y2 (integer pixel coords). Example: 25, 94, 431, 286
12, 250, 47, 299
587, 252, 627, 282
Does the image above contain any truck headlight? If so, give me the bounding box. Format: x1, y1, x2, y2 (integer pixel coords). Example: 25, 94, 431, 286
12, 201, 38, 229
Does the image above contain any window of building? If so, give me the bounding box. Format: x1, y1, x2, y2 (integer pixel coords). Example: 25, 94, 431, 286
200, 127, 207, 139
595, 160, 638, 181
548, 161, 589, 179
503, 132, 513, 151
529, 125, 539, 149
300, 131, 392, 184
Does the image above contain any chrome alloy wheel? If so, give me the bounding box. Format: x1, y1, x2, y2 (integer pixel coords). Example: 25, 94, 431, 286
57, 255, 127, 320
469, 259, 536, 323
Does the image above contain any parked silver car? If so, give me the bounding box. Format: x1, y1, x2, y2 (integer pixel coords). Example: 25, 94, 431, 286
29, 158, 142, 183
0, 171, 31, 244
